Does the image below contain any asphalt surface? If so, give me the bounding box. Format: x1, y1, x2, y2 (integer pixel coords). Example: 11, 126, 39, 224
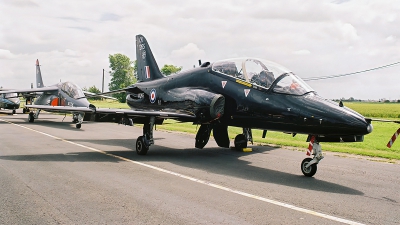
0, 110, 399, 224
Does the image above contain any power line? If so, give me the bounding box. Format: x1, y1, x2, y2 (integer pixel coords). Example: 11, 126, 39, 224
303, 61, 400, 81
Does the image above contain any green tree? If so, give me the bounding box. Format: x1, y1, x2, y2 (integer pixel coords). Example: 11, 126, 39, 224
161, 64, 182, 76
108, 54, 136, 102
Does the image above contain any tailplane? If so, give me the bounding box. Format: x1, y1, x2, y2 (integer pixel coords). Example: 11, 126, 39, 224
136, 35, 165, 82
36, 59, 44, 88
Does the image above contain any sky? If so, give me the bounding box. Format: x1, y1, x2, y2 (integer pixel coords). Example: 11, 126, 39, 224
0, 0, 399, 100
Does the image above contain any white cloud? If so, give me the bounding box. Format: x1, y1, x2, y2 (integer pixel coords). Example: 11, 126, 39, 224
0, 49, 15, 59
170, 43, 206, 69
292, 50, 311, 55
64, 49, 78, 56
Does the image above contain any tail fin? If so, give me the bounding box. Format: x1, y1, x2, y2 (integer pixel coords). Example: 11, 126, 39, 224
36, 59, 44, 88
136, 35, 165, 82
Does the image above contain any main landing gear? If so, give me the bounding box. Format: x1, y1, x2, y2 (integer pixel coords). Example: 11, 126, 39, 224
234, 127, 253, 150
28, 110, 41, 123
301, 137, 324, 177
22, 107, 30, 114
135, 116, 155, 155
72, 113, 84, 129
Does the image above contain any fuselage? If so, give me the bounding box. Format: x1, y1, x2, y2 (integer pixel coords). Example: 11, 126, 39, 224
126, 59, 372, 137
0, 93, 20, 110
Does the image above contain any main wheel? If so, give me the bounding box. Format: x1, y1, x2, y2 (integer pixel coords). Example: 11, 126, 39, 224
12, 109, 16, 114
28, 113, 34, 123
136, 136, 149, 155
23, 108, 26, 114
76, 123, 81, 129
234, 134, 247, 150
301, 158, 317, 177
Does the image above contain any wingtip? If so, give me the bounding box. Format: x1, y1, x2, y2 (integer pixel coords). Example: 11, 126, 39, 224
36, 59, 39, 66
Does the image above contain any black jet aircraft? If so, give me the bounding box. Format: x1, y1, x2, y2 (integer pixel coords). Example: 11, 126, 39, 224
0, 59, 114, 128
92, 34, 377, 177
0, 90, 20, 114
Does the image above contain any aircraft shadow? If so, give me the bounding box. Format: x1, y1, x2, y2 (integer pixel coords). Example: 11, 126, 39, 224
0, 116, 85, 131
0, 111, 15, 115
0, 140, 363, 196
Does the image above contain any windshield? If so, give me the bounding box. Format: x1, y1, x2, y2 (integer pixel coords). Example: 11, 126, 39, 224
58, 82, 85, 99
212, 58, 292, 89
273, 73, 314, 95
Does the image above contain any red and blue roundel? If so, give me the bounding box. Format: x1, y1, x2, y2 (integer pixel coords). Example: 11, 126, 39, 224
150, 89, 156, 103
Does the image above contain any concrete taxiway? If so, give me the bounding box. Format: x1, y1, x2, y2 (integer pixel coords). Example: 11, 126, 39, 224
0, 111, 399, 224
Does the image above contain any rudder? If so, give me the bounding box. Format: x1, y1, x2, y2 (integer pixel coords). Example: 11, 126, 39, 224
36, 59, 44, 88
136, 35, 165, 82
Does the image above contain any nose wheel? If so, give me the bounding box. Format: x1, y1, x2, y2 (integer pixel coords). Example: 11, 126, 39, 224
301, 158, 317, 177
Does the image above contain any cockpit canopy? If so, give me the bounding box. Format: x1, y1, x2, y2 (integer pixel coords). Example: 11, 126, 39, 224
5, 93, 18, 98
212, 58, 314, 95
57, 82, 85, 99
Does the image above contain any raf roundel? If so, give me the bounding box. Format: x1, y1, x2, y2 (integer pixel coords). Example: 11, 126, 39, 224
150, 89, 156, 104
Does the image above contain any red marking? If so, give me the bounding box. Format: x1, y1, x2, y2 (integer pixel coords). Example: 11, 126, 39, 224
307, 136, 315, 156
145, 66, 150, 79
387, 128, 400, 148
51, 98, 59, 106
36, 59, 39, 66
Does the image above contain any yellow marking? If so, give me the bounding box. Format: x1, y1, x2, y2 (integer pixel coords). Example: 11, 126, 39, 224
0, 118, 365, 225
235, 79, 252, 87
242, 148, 252, 152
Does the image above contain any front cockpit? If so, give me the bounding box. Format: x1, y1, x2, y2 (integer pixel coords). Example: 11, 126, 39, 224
57, 82, 85, 99
212, 58, 314, 95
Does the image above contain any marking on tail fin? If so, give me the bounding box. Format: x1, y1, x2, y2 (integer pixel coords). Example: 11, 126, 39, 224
145, 66, 151, 79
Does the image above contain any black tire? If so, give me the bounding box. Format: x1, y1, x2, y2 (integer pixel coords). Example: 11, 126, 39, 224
23, 108, 26, 114
301, 158, 317, 177
12, 109, 16, 114
28, 113, 34, 123
234, 134, 247, 150
76, 123, 81, 129
136, 136, 149, 155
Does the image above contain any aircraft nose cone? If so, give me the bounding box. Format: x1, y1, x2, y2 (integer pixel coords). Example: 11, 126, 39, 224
300, 94, 371, 136
367, 123, 373, 134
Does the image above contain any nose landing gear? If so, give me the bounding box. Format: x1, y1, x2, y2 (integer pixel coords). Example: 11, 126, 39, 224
301, 137, 324, 177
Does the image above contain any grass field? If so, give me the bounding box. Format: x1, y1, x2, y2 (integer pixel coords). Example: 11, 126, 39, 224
90, 100, 400, 160
343, 102, 400, 119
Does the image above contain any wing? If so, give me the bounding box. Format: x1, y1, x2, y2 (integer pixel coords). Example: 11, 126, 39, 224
82, 91, 118, 100
94, 108, 196, 119
26, 105, 93, 113
368, 118, 400, 124
0, 86, 58, 97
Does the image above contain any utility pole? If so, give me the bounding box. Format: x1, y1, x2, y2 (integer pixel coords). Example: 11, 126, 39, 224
102, 69, 105, 93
